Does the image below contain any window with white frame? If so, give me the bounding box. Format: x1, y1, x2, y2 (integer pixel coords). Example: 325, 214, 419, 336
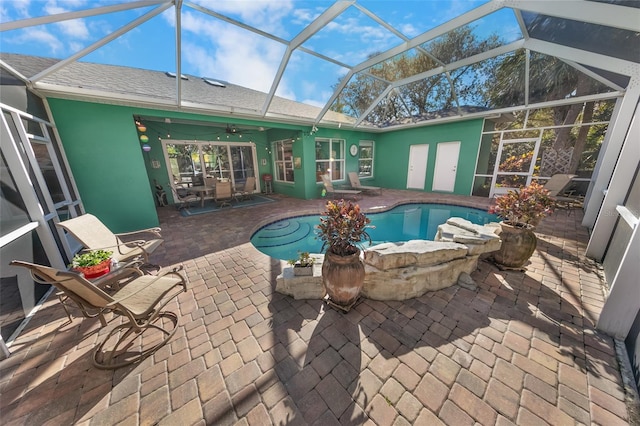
273, 139, 294, 183
315, 138, 344, 182
358, 140, 374, 177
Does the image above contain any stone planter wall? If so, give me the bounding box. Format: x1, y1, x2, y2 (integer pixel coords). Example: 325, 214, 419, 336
275, 217, 501, 301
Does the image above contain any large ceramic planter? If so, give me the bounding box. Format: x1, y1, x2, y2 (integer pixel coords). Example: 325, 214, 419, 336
493, 222, 537, 269
322, 249, 365, 309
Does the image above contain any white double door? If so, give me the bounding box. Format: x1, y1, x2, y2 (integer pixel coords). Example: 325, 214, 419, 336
406, 141, 460, 192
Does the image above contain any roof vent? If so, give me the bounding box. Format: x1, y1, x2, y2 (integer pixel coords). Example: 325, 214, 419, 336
203, 78, 226, 88
165, 71, 188, 80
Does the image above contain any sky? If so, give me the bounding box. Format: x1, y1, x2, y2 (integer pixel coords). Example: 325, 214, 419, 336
0, 0, 521, 108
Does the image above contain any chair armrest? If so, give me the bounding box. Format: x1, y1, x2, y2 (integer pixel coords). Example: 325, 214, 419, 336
78, 240, 147, 255
115, 227, 162, 238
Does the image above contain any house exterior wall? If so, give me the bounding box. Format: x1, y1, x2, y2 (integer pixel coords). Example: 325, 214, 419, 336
375, 119, 484, 194
46, 97, 487, 231
47, 98, 160, 233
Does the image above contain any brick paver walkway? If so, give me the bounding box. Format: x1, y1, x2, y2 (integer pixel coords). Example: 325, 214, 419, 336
0, 191, 634, 425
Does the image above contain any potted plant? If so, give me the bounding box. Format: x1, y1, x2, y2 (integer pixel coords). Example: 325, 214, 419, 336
287, 251, 315, 276
488, 182, 555, 269
70, 249, 113, 279
317, 200, 372, 310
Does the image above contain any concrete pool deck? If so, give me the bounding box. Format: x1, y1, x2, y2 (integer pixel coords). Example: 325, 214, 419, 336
1, 190, 636, 425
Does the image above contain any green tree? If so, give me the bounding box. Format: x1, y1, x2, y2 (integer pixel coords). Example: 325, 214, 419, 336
332, 26, 502, 126
487, 49, 610, 174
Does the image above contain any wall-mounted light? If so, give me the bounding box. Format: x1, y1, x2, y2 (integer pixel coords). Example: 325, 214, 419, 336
142, 144, 151, 152
140, 135, 149, 143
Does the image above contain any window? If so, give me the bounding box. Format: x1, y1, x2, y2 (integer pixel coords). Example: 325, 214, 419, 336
273, 139, 294, 183
315, 138, 345, 182
358, 140, 374, 177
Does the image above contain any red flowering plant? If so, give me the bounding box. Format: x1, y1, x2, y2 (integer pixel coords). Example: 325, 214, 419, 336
488, 182, 555, 228
317, 200, 372, 256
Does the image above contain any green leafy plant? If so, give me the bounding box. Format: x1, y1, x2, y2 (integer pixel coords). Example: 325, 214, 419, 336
70, 249, 113, 268
488, 182, 555, 228
287, 251, 315, 267
317, 200, 372, 256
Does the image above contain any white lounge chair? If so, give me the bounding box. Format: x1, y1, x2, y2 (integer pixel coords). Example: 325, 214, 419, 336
348, 172, 382, 195
321, 174, 361, 200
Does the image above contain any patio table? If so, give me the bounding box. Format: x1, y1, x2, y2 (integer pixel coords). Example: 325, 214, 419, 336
189, 185, 215, 207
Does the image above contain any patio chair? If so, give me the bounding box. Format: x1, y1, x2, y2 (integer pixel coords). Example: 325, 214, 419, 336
234, 176, 256, 201
543, 174, 577, 197
169, 184, 199, 209
321, 174, 361, 200
542, 173, 582, 209
215, 180, 234, 207
10, 260, 188, 369
57, 214, 163, 264
348, 172, 382, 195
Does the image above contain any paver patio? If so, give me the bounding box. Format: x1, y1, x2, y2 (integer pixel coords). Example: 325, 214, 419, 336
0, 190, 634, 425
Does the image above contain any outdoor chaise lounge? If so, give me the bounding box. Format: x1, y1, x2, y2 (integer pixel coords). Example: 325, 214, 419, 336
10, 260, 188, 369
57, 213, 163, 264
348, 172, 382, 195
321, 174, 361, 200
542, 173, 582, 208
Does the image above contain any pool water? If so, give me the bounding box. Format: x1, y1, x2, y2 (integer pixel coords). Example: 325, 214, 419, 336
251, 203, 498, 261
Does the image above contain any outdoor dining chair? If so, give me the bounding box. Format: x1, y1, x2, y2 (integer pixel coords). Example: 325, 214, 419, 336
215, 180, 234, 207
233, 176, 256, 201
169, 184, 199, 209
57, 213, 163, 264
10, 260, 188, 369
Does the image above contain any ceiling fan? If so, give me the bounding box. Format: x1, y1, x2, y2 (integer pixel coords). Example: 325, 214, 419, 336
214, 124, 252, 139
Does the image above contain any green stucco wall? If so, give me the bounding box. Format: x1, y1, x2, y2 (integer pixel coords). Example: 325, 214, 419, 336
47, 97, 485, 232
375, 119, 484, 195
48, 99, 160, 233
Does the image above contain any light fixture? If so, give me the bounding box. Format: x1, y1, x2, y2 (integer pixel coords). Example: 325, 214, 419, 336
142, 144, 151, 152
140, 135, 149, 143
137, 125, 146, 132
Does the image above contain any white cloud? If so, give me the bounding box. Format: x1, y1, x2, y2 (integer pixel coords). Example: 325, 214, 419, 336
11, 28, 64, 53
180, 11, 287, 95
188, 0, 294, 36
3, 0, 32, 19
44, 1, 90, 39
400, 23, 419, 38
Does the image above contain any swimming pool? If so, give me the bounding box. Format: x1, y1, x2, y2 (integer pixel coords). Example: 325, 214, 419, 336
251, 203, 498, 261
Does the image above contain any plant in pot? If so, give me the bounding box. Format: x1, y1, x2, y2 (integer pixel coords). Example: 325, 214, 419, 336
488, 182, 555, 269
317, 199, 372, 310
70, 249, 113, 279
287, 251, 315, 276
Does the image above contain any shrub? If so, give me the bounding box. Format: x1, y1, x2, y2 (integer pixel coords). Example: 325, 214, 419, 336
317, 200, 372, 256
489, 182, 555, 227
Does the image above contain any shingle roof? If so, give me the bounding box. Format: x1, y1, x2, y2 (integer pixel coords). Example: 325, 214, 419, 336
0, 53, 353, 126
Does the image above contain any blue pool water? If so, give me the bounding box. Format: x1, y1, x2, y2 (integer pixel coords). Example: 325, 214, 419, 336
251, 203, 498, 261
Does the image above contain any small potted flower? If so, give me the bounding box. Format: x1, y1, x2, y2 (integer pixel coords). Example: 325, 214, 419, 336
316, 200, 372, 309
488, 182, 555, 269
287, 251, 315, 276
70, 249, 113, 279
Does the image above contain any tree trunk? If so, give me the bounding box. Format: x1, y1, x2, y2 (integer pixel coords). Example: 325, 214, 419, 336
569, 101, 594, 174
552, 75, 592, 151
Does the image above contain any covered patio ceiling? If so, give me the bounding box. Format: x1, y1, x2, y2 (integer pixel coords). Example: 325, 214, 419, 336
1, 0, 639, 131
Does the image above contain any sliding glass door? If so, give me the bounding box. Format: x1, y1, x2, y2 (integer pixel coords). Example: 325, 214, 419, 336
162, 140, 258, 190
